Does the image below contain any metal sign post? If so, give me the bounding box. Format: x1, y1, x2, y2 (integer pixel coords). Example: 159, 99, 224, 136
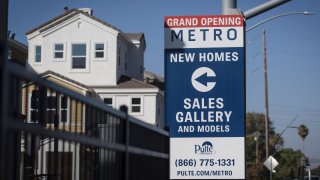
165, 15, 245, 179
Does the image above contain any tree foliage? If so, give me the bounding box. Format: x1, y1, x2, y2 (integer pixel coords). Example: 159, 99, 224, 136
246, 112, 303, 180
312, 166, 320, 176
273, 148, 303, 180
246, 112, 282, 179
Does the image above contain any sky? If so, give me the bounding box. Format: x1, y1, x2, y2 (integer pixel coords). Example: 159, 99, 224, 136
8, 0, 320, 168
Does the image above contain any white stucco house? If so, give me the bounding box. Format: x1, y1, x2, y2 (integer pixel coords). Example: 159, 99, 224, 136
25, 8, 164, 127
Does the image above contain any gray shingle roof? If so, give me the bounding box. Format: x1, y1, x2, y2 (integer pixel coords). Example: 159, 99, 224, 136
40, 70, 90, 90
104, 75, 157, 89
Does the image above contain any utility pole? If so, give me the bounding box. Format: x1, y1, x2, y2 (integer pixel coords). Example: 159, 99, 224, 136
263, 30, 269, 160
263, 30, 272, 180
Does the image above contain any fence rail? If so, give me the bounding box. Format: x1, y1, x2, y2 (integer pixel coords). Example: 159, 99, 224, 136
1, 51, 169, 180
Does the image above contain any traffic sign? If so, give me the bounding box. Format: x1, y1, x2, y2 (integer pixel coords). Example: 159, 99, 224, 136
264, 156, 279, 172
165, 15, 245, 179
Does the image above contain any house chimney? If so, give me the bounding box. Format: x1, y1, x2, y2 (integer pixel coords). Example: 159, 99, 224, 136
78, 8, 93, 15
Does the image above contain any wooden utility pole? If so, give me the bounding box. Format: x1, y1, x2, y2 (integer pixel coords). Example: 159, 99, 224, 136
263, 30, 272, 180
263, 30, 269, 160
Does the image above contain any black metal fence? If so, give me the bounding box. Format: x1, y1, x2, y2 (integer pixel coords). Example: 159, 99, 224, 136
0, 3, 169, 180
0, 61, 169, 180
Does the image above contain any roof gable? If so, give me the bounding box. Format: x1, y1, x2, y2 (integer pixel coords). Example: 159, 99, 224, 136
25, 8, 144, 46
26, 9, 122, 35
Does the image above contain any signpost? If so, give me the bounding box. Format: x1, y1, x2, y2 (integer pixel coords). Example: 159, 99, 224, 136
165, 15, 245, 179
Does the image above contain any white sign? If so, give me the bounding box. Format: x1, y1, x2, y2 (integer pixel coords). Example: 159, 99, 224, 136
165, 15, 245, 179
263, 156, 279, 171
170, 137, 245, 179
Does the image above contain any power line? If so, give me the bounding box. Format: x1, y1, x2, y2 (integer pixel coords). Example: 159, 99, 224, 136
268, 47, 319, 57
269, 104, 320, 112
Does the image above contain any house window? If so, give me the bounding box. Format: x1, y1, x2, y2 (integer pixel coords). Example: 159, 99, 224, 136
28, 91, 69, 124
117, 46, 121, 66
60, 95, 68, 123
125, 51, 128, 61
103, 98, 113, 107
140, 65, 144, 74
8, 49, 12, 60
125, 51, 128, 71
54, 43, 64, 59
46, 94, 69, 123
131, 97, 142, 113
35, 45, 41, 63
46, 95, 57, 123
72, 44, 86, 69
94, 43, 104, 58
30, 90, 39, 123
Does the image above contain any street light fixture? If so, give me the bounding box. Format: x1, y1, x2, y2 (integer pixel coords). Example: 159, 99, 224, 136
246, 11, 314, 32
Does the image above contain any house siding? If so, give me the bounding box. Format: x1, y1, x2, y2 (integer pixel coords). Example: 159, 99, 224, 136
21, 77, 88, 133
27, 14, 119, 86
98, 91, 161, 126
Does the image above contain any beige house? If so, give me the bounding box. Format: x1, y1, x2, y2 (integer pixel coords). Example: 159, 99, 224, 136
22, 70, 96, 133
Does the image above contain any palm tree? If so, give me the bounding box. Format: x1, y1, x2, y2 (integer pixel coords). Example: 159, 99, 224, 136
298, 124, 309, 141
298, 124, 309, 168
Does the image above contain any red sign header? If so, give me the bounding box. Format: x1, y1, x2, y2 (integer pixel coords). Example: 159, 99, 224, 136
165, 15, 244, 28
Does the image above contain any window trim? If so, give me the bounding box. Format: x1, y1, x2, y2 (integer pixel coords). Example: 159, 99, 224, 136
130, 96, 143, 115
70, 43, 89, 72
53, 43, 66, 61
92, 42, 107, 61
34, 45, 42, 64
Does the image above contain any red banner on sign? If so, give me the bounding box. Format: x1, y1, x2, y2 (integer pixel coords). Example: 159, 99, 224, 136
164, 15, 244, 28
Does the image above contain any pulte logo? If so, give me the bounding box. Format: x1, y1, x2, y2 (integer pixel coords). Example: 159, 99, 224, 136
194, 141, 214, 155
